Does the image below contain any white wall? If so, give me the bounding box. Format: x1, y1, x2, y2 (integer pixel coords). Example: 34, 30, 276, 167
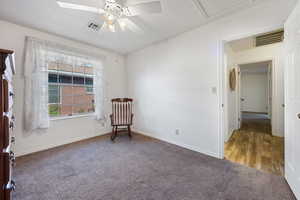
241, 72, 268, 113
126, 0, 295, 158
229, 36, 255, 52
0, 20, 127, 156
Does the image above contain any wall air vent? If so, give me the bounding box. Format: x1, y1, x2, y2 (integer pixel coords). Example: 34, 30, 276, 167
88, 22, 101, 32
256, 30, 284, 47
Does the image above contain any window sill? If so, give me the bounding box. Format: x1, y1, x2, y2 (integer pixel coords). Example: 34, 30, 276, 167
50, 113, 95, 121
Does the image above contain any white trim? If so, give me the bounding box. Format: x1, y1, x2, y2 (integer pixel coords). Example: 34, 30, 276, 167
134, 129, 219, 159
218, 40, 226, 159
218, 26, 284, 160
50, 113, 95, 121
237, 66, 241, 129
48, 69, 94, 77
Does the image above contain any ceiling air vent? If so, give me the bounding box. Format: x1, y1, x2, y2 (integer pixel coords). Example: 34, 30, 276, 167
88, 22, 101, 32
256, 30, 284, 47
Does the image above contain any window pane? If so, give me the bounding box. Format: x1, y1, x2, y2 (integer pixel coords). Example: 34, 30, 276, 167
73, 104, 94, 114
59, 75, 72, 84
61, 105, 73, 116
85, 66, 93, 75
73, 92, 94, 105
49, 85, 60, 104
48, 61, 95, 118
85, 77, 93, 86
73, 105, 88, 115
61, 85, 73, 96
73, 96, 85, 105
48, 62, 58, 71
61, 86, 73, 105
49, 73, 58, 83
73, 76, 84, 85
87, 104, 95, 113
73, 66, 85, 74
85, 86, 94, 94
72, 86, 85, 95
49, 104, 60, 117
58, 64, 73, 72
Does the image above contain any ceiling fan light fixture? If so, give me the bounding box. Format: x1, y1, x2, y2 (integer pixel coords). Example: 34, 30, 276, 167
107, 14, 115, 21
109, 24, 116, 32
118, 19, 126, 31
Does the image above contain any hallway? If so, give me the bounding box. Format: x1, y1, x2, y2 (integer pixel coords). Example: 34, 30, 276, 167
225, 112, 284, 176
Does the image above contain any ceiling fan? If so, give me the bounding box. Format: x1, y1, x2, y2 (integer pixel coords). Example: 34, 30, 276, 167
57, 0, 162, 33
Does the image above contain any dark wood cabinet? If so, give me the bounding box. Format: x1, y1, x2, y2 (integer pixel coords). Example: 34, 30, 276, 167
0, 49, 15, 200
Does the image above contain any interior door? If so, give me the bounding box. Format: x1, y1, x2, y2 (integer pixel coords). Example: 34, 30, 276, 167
284, 2, 300, 199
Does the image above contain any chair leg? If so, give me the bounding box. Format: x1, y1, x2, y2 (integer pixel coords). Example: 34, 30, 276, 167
110, 127, 114, 141
111, 126, 117, 141
128, 125, 132, 138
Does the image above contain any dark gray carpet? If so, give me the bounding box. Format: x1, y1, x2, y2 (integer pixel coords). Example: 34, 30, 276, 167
14, 134, 295, 200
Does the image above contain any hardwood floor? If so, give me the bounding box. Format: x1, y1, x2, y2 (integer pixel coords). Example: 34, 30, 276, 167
225, 113, 284, 176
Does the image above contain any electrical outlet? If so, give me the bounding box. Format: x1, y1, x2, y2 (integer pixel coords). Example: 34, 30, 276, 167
175, 129, 180, 135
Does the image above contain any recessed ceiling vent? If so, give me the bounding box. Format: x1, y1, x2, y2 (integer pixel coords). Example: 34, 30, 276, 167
88, 22, 101, 32
256, 30, 284, 47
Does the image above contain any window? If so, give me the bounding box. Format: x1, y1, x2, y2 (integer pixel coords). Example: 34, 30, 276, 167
48, 62, 95, 117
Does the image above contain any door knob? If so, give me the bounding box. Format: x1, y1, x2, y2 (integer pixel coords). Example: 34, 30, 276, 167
298, 113, 300, 119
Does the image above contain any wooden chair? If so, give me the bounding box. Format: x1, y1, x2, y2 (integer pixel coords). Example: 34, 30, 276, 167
110, 98, 134, 141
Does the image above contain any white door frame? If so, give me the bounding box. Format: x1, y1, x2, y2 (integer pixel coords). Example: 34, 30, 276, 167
237, 65, 242, 129
267, 62, 273, 118
217, 25, 282, 159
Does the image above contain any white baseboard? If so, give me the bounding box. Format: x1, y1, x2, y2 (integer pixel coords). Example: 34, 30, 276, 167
285, 167, 300, 200
134, 129, 219, 159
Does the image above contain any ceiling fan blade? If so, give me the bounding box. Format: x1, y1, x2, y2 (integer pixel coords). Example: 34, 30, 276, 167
57, 1, 105, 14
119, 18, 143, 33
125, 1, 162, 16
118, 19, 127, 31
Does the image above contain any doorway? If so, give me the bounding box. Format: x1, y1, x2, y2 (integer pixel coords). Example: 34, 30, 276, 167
239, 61, 272, 132
221, 32, 285, 176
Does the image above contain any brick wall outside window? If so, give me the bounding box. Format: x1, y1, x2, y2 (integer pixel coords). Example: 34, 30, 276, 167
48, 61, 95, 117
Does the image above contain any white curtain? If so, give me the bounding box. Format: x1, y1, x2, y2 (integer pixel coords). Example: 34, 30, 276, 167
93, 60, 105, 120
24, 37, 105, 131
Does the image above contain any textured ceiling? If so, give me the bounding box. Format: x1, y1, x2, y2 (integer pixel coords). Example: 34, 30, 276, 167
0, 0, 271, 54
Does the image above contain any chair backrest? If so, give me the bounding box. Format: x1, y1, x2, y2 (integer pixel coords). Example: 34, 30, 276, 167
111, 98, 133, 125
